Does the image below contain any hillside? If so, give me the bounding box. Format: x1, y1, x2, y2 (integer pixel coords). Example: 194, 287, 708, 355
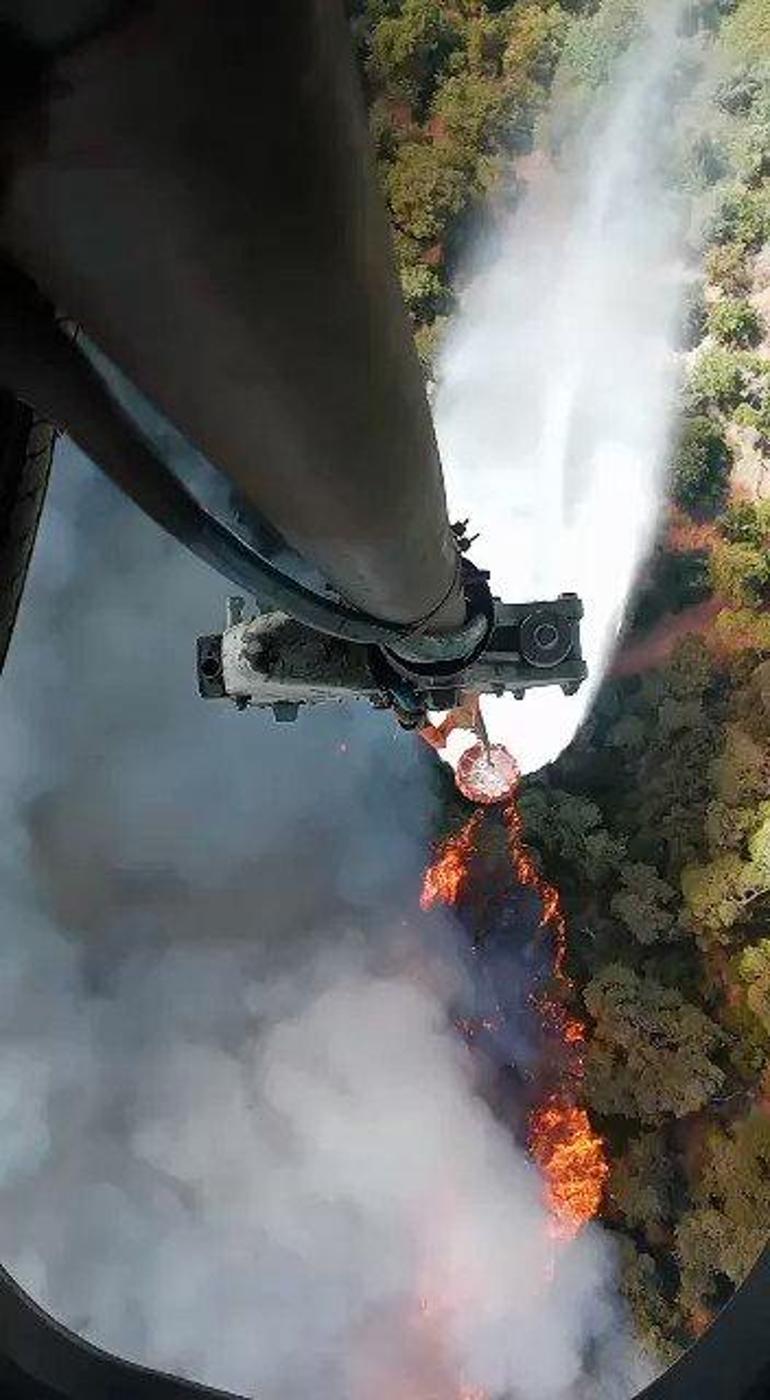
356, 0, 770, 1368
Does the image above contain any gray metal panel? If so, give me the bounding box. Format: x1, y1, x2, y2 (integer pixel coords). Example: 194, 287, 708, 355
0, 1264, 241, 1399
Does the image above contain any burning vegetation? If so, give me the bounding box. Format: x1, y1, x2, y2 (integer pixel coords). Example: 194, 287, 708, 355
529, 1098, 609, 1241
500, 798, 610, 1236
420, 758, 609, 1243
419, 812, 483, 912
362, 0, 770, 1368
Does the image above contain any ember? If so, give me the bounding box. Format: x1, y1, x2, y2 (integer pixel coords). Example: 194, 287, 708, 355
502, 799, 569, 981
455, 742, 520, 806
420, 812, 483, 910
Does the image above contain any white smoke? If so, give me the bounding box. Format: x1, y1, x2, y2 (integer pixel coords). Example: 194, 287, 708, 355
0, 446, 651, 1399
433, 5, 688, 775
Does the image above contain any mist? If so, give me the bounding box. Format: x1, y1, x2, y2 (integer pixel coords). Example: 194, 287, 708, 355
434, 4, 688, 775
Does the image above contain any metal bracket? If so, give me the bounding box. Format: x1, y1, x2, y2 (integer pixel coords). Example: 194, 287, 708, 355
196, 593, 587, 727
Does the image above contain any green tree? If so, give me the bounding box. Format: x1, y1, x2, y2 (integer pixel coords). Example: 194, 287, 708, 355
706, 241, 752, 295
705, 799, 757, 855
713, 605, 770, 653
711, 538, 770, 606
431, 71, 511, 161
721, 499, 770, 546
399, 259, 449, 320
607, 712, 647, 753
713, 725, 770, 806
493, 6, 569, 148
627, 548, 711, 630
559, 0, 641, 91
714, 67, 763, 116
386, 140, 469, 243
519, 788, 626, 885
623, 650, 717, 875
740, 358, 770, 426
618, 1241, 682, 1364
749, 807, 770, 875
367, 96, 401, 162
733, 402, 760, 428
731, 660, 770, 743
686, 348, 746, 413
610, 862, 679, 944
735, 118, 770, 186
690, 0, 743, 31
677, 1113, 770, 1310
721, 0, 770, 63
670, 416, 732, 512
660, 695, 714, 740
584, 963, 725, 1122
609, 1129, 676, 1229
679, 279, 708, 349
737, 937, 770, 1036
502, 3, 569, 100
676, 1206, 734, 1313
681, 851, 769, 945
708, 186, 770, 251
368, 0, 463, 109
682, 132, 729, 191
708, 296, 764, 348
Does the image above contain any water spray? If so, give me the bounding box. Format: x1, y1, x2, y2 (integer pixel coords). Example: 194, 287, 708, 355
433, 3, 686, 778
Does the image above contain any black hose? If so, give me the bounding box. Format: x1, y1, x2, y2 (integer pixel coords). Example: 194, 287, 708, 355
0, 274, 489, 660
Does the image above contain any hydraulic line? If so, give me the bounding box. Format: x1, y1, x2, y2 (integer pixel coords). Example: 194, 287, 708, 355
0, 274, 489, 661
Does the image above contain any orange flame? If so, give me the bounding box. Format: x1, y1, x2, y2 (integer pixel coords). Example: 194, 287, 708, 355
529, 1096, 609, 1240
419, 770, 608, 1254
499, 798, 608, 1233
420, 812, 483, 911
502, 801, 569, 983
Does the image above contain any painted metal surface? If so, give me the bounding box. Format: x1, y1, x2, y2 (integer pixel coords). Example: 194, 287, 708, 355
0, 1, 465, 632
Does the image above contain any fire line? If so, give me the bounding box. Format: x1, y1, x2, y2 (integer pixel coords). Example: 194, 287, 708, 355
420, 763, 608, 1241
419, 812, 483, 911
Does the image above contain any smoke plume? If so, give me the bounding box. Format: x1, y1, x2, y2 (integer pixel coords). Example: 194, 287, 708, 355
0, 447, 650, 1398
434, 5, 688, 775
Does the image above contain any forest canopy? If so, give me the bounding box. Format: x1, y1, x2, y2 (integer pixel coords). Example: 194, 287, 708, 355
357, 0, 770, 1366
